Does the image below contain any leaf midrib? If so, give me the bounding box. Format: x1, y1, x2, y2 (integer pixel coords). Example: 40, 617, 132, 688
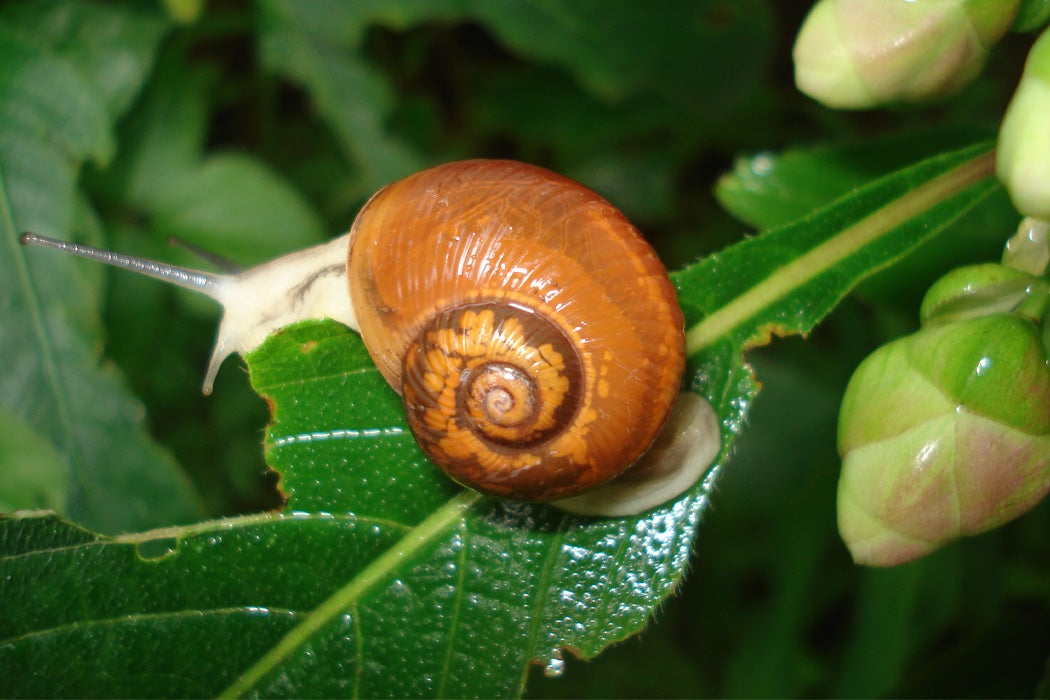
219, 490, 483, 698
684, 149, 997, 353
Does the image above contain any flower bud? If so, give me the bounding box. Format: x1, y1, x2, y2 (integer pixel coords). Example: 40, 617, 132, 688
998, 28, 1050, 218
794, 0, 1018, 109
837, 314, 1050, 566
920, 263, 1047, 325
1002, 217, 1050, 276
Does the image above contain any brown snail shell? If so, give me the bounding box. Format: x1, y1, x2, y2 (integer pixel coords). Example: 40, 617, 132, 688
348, 160, 686, 501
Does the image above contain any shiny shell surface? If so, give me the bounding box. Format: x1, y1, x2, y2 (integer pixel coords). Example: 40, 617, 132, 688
348, 160, 685, 501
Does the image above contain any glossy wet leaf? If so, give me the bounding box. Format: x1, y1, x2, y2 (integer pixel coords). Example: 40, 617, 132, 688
714, 131, 1020, 304
0, 141, 1000, 697
714, 129, 993, 230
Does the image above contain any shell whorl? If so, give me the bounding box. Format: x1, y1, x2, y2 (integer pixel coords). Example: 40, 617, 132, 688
348, 159, 685, 501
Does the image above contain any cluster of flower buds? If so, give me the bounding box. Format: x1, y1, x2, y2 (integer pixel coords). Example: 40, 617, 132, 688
837, 221, 1050, 566
792, 0, 1050, 566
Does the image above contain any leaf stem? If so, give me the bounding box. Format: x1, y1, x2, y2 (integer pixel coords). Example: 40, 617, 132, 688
218, 490, 483, 698
685, 149, 997, 353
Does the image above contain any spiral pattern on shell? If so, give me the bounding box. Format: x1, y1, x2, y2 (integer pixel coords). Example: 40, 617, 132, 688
348, 160, 685, 501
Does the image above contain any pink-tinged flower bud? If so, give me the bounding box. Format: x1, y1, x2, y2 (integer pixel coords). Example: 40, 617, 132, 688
998, 28, 1050, 218
837, 313, 1050, 566
794, 0, 1018, 109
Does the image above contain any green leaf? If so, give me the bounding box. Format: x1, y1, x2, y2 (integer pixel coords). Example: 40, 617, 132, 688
258, 0, 428, 197
681, 143, 998, 347
715, 129, 994, 230
0, 142, 1000, 696
712, 132, 1018, 307
0, 0, 168, 119
88, 51, 213, 212
0, 25, 110, 236
678, 143, 998, 447
151, 153, 329, 266
255, 0, 772, 198
0, 408, 69, 513
0, 2, 204, 533
468, 0, 773, 111
0, 463, 696, 696
1, 180, 204, 533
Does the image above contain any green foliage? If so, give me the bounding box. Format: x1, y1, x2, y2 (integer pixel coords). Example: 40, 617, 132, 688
0, 0, 203, 533
1, 1, 1048, 697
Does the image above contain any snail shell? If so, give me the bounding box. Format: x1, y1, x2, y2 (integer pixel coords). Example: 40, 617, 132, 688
347, 160, 686, 501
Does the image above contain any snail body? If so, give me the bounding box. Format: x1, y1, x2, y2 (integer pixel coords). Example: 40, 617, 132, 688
21, 160, 718, 514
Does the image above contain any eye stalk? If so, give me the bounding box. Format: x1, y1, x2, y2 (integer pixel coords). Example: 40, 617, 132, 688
20, 232, 223, 293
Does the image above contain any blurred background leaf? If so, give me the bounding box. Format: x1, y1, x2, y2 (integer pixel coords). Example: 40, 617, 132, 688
0, 0, 203, 533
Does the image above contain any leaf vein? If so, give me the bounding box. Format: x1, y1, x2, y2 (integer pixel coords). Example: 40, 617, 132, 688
516, 520, 566, 694
268, 426, 407, 448
254, 365, 381, 393
1, 511, 412, 563
1, 606, 301, 646
436, 518, 470, 698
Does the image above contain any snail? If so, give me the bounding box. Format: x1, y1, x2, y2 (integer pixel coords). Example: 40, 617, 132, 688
21, 159, 721, 515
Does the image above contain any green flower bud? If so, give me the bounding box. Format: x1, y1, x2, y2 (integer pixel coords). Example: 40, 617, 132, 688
998, 28, 1050, 218
920, 263, 1048, 325
794, 0, 1018, 109
1002, 217, 1050, 276
837, 314, 1050, 566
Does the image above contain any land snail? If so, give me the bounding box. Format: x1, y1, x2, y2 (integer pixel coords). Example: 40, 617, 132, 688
20, 159, 721, 516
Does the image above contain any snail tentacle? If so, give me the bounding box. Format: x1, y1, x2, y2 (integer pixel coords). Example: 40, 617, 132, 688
20, 232, 224, 294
